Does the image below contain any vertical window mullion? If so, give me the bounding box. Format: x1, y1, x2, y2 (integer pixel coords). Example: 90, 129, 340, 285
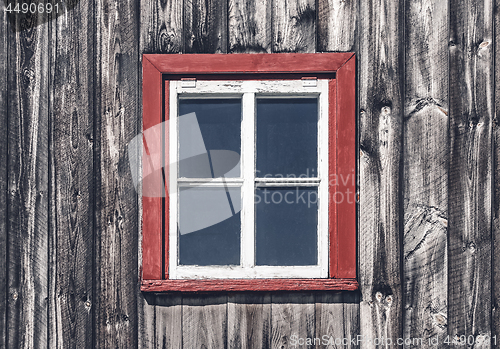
169, 81, 179, 278
241, 92, 255, 268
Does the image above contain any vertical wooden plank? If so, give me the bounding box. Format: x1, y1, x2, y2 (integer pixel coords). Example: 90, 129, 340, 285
6, 10, 50, 349
315, 292, 360, 349
227, 294, 271, 349
317, 0, 357, 52
342, 292, 360, 349
156, 295, 182, 349
184, 0, 228, 53
95, 0, 140, 347
315, 293, 344, 349
358, 0, 403, 345
228, 0, 272, 53
182, 295, 227, 349
448, 0, 493, 345
47, 1, 95, 347
140, 0, 183, 53
272, 0, 316, 53
403, 0, 449, 346
493, 0, 500, 342
271, 294, 315, 349
0, 6, 8, 349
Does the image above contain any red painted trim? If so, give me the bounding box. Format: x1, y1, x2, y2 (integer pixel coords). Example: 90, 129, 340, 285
141, 279, 359, 292
146, 53, 354, 74
336, 56, 357, 278
142, 57, 163, 280
142, 53, 357, 290
328, 79, 338, 278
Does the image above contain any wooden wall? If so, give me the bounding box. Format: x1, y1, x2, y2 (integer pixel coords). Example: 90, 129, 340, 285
0, 0, 498, 347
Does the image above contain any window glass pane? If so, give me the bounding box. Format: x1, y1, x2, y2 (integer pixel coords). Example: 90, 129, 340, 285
178, 187, 241, 265
256, 98, 317, 178
255, 187, 318, 266
178, 99, 241, 178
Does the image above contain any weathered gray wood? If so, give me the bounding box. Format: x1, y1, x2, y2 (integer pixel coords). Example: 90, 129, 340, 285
156, 295, 182, 349
448, 0, 493, 346
182, 295, 227, 349
0, 7, 8, 349
315, 293, 344, 349
140, 0, 182, 53
272, 0, 316, 53
358, 0, 403, 344
95, 0, 140, 347
494, 0, 500, 342
342, 292, 360, 349
47, 1, 95, 347
317, 0, 357, 52
6, 12, 50, 349
228, 0, 272, 53
227, 294, 271, 349
403, 0, 449, 346
315, 292, 360, 349
271, 293, 315, 349
184, 0, 228, 53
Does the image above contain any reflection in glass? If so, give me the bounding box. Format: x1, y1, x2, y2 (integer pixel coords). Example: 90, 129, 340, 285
178, 187, 241, 265
179, 99, 241, 178
255, 187, 318, 266
256, 99, 317, 178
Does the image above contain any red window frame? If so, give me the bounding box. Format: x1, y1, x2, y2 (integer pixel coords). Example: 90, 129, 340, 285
141, 53, 357, 292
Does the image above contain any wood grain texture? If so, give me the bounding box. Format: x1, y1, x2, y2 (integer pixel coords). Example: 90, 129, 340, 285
0, 7, 7, 349
155, 295, 182, 349
6, 11, 50, 349
228, 0, 272, 53
48, 1, 95, 347
140, 0, 182, 53
358, 0, 403, 344
315, 292, 360, 349
317, 0, 357, 52
272, 0, 316, 53
315, 293, 344, 348
95, 0, 140, 347
403, 0, 449, 345
184, 0, 228, 53
448, 0, 493, 345
494, 0, 500, 341
182, 295, 227, 349
141, 279, 358, 292
271, 293, 315, 349
227, 294, 271, 349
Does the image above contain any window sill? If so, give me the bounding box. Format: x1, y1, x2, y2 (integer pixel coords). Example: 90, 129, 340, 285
141, 278, 359, 292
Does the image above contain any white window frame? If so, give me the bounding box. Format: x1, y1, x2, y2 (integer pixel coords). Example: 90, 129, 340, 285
169, 79, 329, 279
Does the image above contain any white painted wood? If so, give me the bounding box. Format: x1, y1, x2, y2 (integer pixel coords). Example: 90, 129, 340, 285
169, 81, 179, 278
318, 81, 329, 277
241, 92, 256, 268
173, 265, 324, 279
169, 79, 329, 279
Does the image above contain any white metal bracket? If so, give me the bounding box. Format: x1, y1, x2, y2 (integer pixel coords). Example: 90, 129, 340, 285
181, 78, 196, 88
302, 77, 317, 87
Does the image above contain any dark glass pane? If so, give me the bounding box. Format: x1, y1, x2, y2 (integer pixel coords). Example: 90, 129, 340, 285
178, 187, 241, 265
256, 99, 317, 178
179, 99, 241, 178
255, 187, 318, 266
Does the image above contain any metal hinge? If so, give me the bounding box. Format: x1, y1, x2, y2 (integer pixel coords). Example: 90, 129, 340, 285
302, 77, 317, 87
181, 78, 196, 88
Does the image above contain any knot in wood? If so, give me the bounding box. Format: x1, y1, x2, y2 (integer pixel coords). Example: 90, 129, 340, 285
479, 41, 489, 48
381, 106, 391, 115
375, 292, 383, 302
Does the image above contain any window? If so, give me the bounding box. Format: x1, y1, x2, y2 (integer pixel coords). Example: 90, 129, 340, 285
140, 53, 357, 292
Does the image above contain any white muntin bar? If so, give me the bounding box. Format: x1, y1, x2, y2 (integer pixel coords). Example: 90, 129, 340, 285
241, 92, 256, 268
